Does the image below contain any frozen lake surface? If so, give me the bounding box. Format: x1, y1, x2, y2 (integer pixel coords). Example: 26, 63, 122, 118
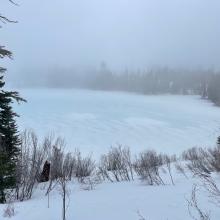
16, 89, 220, 156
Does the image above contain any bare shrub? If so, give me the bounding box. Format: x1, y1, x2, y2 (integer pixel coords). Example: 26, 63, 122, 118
134, 150, 164, 185
74, 151, 95, 182
15, 131, 71, 203
61, 150, 96, 183
46, 146, 96, 189
49, 141, 65, 180
163, 155, 175, 185
99, 146, 133, 182
206, 145, 220, 172
57, 172, 70, 220
185, 146, 220, 209
63, 152, 75, 181
15, 130, 49, 201
184, 144, 220, 183
175, 162, 188, 179
184, 148, 211, 177
46, 138, 66, 195
44, 144, 71, 220
198, 174, 220, 206
182, 147, 206, 161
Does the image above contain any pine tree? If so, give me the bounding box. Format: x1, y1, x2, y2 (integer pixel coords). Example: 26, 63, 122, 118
0, 96, 24, 202
0, 3, 26, 203
0, 50, 25, 203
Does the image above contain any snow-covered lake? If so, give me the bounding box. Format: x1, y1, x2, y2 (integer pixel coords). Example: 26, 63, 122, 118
15, 89, 220, 156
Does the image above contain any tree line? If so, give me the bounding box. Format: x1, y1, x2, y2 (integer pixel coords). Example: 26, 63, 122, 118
21, 64, 220, 106
85, 65, 220, 106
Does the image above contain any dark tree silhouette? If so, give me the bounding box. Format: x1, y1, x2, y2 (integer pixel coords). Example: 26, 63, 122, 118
0, 0, 26, 203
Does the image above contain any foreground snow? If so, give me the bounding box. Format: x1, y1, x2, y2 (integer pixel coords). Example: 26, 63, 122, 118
15, 89, 220, 156
1, 168, 220, 220
6, 89, 220, 219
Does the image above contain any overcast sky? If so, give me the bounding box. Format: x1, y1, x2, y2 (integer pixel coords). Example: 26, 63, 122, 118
1, 0, 220, 78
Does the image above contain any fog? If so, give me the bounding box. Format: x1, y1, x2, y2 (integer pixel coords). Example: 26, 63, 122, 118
1, 0, 220, 81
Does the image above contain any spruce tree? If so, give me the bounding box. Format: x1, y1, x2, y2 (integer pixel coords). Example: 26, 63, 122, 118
0, 3, 26, 203
0, 49, 25, 203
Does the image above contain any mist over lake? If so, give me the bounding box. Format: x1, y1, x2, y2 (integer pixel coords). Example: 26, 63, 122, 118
15, 89, 220, 156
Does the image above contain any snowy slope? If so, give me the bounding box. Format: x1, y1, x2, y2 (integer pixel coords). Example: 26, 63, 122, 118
0, 168, 219, 220
15, 89, 220, 156
4, 89, 220, 220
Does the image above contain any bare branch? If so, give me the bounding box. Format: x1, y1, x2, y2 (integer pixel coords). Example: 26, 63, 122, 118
0, 15, 17, 24
136, 210, 146, 220
187, 185, 210, 220
9, 0, 19, 6
200, 175, 220, 206
0, 46, 12, 58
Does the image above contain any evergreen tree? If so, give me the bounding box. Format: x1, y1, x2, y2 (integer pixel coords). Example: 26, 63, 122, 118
207, 74, 220, 106
0, 3, 26, 203
0, 48, 25, 203
217, 136, 220, 147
